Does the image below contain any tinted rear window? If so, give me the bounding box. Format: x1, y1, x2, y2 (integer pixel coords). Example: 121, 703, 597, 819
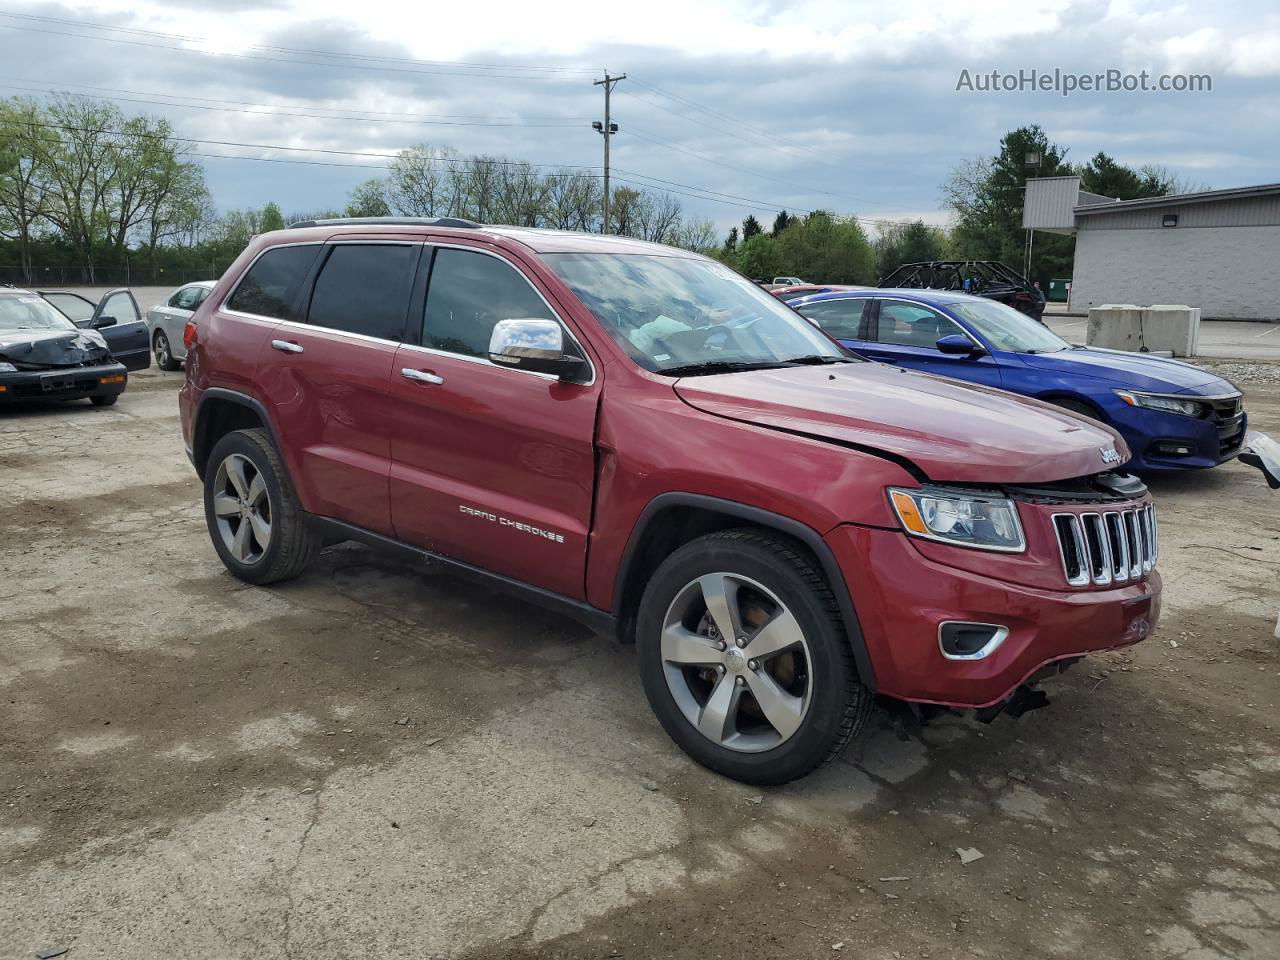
226, 245, 321, 321
307, 244, 417, 341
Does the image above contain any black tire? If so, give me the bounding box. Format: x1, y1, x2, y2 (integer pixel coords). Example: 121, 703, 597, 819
636, 528, 873, 785
203, 427, 320, 585
90, 394, 118, 407
1048, 397, 1103, 421
154, 329, 182, 371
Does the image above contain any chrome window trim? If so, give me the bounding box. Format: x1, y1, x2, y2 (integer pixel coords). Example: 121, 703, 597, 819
419, 241, 596, 387
937, 621, 1010, 662
218, 238, 596, 387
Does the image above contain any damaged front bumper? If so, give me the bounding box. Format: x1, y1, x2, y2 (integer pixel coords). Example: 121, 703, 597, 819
0, 361, 128, 403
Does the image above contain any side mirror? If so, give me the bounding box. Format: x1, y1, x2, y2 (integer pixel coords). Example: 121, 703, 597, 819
94, 315, 118, 328
936, 334, 981, 356
488, 318, 586, 380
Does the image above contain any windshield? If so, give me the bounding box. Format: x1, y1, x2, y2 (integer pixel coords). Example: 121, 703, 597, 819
0, 295, 77, 332
544, 253, 849, 374
946, 298, 1070, 354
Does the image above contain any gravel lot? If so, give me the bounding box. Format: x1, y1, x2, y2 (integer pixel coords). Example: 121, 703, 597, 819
2, 369, 1279, 960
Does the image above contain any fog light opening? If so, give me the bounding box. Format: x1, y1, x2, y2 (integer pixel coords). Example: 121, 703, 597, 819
1153, 441, 1194, 457
938, 622, 1009, 661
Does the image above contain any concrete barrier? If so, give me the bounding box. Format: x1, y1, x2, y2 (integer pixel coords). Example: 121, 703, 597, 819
1085, 304, 1200, 357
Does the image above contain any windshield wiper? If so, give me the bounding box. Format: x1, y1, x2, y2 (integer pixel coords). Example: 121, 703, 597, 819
781, 354, 857, 365
660, 360, 791, 377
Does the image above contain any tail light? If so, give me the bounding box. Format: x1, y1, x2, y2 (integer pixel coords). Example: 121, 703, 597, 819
182, 321, 198, 350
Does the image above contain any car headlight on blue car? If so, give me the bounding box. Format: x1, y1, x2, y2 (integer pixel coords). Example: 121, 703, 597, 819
889, 487, 1026, 552
0, 362, 16, 373
1114, 390, 1204, 418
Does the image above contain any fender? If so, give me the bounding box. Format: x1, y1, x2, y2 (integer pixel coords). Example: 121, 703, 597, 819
614, 492, 878, 691
192, 387, 283, 478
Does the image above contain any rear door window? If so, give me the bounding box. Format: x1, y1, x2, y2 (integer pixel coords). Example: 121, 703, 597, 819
796, 298, 867, 340
226, 244, 321, 322
422, 248, 555, 358
305, 244, 418, 341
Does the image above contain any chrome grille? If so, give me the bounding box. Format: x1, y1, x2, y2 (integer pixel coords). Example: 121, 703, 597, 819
1053, 503, 1157, 587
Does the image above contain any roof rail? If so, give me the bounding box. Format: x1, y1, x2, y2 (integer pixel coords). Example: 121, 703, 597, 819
287, 216, 483, 229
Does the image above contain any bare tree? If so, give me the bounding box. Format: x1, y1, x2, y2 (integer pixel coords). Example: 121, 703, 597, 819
544, 171, 601, 231
637, 191, 682, 243
386, 145, 456, 216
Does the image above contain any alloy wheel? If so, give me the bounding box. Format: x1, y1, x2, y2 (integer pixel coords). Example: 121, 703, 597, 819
212, 453, 272, 565
660, 572, 813, 753
155, 332, 171, 367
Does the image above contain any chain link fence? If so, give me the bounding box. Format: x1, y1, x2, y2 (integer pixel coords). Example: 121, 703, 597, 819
1, 264, 227, 288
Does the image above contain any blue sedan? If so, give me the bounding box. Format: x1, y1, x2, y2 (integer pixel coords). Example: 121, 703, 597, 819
788, 289, 1246, 472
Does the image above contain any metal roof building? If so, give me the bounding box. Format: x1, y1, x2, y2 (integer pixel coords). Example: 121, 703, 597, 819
1023, 177, 1280, 320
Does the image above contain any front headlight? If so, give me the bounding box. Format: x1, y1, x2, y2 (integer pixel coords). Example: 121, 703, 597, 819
0, 361, 15, 373
1114, 390, 1204, 417
889, 487, 1026, 553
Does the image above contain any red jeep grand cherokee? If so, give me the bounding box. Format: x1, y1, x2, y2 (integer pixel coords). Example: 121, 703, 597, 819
179, 218, 1160, 785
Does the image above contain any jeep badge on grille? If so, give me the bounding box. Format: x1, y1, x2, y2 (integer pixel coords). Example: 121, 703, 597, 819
1100, 447, 1122, 465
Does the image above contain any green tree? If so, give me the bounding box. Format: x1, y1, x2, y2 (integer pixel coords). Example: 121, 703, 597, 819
737, 233, 781, 280
260, 201, 286, 232
943, 124, 1074, 284
0, 98, 48, 283
1076, 152, 1179, 200
874, 219, 946, 279
741, 214, 763, 242
772, 210, 793, 234
345, 179, 391, 217
773, 211, 875, 284
723, 225, 738, 256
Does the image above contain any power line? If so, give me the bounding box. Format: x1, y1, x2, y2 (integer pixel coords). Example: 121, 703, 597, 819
20, 120, 600, 171
0, 21, 592, 83
627, 75, 810, 152
613, 168, 810, 215
0, 77, 588, 122
0, 10, 598, 76
0, 81, 588, 128
617, 124, 889, 209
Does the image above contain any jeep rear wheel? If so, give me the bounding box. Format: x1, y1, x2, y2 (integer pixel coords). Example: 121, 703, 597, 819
203, 428, 320, 585
637, 529, 873, 785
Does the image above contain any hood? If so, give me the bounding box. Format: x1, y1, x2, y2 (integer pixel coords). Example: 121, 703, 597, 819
674, 363, 1128, 484
1022, 346, 1228, 393
0, 328, 111, 367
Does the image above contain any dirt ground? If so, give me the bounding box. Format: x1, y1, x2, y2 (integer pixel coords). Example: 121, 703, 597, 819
2, 365, 1278, 960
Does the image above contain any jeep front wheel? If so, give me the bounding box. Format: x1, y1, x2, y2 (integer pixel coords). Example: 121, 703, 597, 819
636, 529, 873, 785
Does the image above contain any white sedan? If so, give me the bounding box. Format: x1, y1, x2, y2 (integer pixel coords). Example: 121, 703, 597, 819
146, 280, 215, 370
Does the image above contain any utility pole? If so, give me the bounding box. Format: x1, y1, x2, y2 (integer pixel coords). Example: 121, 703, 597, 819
1023, 150, 1042, 278
593, 71, 625, 233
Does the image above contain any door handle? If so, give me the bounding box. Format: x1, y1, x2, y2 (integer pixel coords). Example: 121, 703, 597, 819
401, 368, 444, 385
270, 339, 304, 354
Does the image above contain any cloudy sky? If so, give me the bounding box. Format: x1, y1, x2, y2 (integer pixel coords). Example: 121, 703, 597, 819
3, 0, 1277, 235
